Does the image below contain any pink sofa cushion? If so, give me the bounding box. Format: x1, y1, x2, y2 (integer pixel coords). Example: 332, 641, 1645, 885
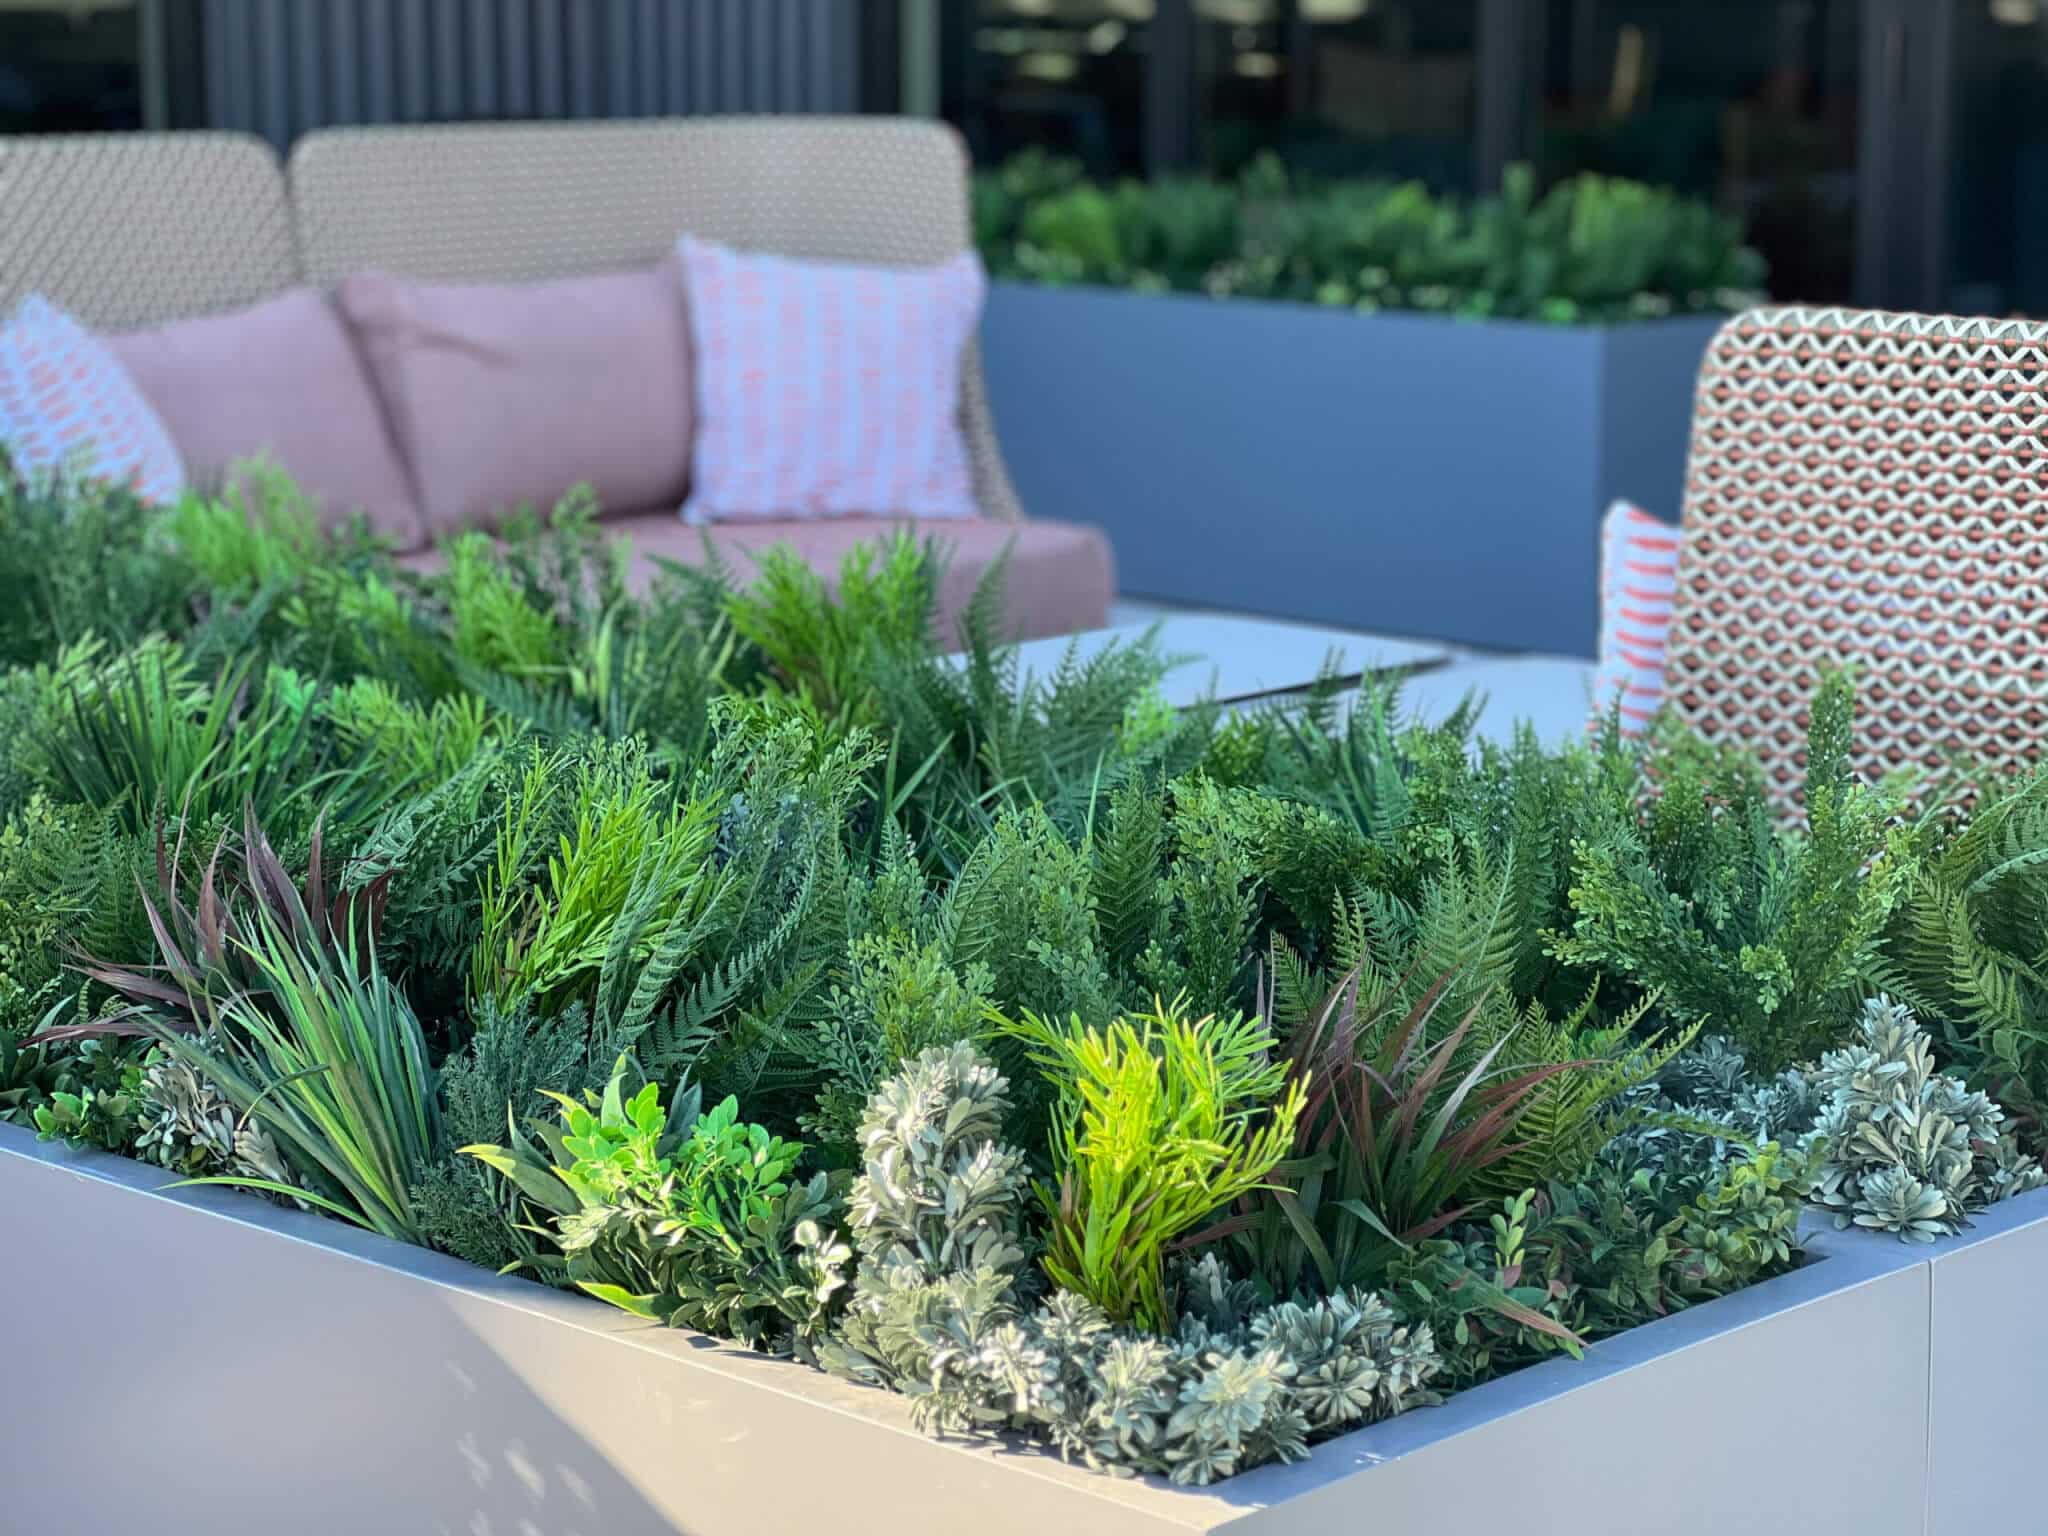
108, 289, 422, 543
1, 295, 185, 504
395, 514, 1114, 645
338, 261, 694, 540
677, 236, 985, 525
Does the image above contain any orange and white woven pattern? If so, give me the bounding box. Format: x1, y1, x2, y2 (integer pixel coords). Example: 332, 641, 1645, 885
1592, 500, 1680, 734
0, 295, 184, 502
1664, 307, 2048, 799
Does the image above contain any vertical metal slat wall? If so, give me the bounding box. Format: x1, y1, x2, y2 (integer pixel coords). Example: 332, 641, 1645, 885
201, 0, 860, 148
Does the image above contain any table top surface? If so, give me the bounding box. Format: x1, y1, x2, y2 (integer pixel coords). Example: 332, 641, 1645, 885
986, 613, 1456, 709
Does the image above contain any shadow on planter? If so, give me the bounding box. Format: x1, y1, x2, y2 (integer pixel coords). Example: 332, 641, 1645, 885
2, 1124, 1932, 1536
981, 282, 1724, 659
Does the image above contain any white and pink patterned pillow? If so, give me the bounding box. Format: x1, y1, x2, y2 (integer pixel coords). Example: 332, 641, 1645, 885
1591, 500, 1681, 736
676, 235, 985, 525
0, 295, 184, 504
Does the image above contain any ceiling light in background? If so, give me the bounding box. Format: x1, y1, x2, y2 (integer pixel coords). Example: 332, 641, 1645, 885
1196, 0, 1276, 25
1018, 51, 1080, 81
1989, 0, 2039, 24
1106, 0, 1157, 19
1234, 51, 1282, 78
1087, 19, 1127, 53
1299, 0, 1372, 19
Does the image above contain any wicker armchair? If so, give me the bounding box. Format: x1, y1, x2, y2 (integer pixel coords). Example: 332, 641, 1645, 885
1665, 307, 2048, 798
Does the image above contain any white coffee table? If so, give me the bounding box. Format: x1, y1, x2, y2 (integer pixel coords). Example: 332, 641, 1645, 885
985, 613, 1454, 710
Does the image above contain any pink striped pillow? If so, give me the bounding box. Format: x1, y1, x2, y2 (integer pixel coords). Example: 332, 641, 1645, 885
1591, 500, 1681, 736
677, 235, 984, 525
0, 295, 184, 504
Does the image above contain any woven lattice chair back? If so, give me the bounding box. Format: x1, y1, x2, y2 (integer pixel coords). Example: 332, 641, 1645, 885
289, 115, 1023, 521
1666, 307, 2048, 801
0, 133, 299, 329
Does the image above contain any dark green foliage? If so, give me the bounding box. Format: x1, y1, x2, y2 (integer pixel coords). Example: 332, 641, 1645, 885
1554, 670, 1913, 1072
0, 457, 191, 667
412, 999, 607, 1270
1882, 765, 2048, 1142
1388, 1145, 1809, 1388
27, 1035, 150, 1152
978, 154, 1766, 322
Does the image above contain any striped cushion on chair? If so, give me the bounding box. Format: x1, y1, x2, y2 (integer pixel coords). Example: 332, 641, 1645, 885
1591, 500, 1681, 735
0, 295, 183, 503
677, 235, 984, 525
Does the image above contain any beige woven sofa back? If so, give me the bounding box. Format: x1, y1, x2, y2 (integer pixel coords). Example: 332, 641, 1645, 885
0, 116, 1022, 521
287, 115, 1021, 520
0, 132, 298, 330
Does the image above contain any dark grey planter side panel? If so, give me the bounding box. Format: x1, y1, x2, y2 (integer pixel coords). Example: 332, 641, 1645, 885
1597, 314, 1721, 524
5, 1124, 1936, 1536
981, 284, 1721, 658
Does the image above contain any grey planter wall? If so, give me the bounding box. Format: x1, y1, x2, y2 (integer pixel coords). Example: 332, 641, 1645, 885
3, 1123, 1933, 1536
981, 282, 1723, 658
1822, 1186, 2048, 1536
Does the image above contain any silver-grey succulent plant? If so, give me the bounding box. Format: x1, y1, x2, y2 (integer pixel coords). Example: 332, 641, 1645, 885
1805, 997, 2046, 1242
134, 1050, 297, 1194
818, 1042, 1442, 1485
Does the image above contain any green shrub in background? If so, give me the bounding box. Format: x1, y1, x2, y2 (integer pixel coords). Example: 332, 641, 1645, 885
974, 151, 1768, 324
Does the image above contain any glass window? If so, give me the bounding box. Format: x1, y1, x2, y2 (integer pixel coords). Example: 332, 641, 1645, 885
0, 1, 144, 134
1194, 0, 1480, 188
1535, 0, 1862, 305
1945, 0, 2048, 316
946, 0, 1153, 176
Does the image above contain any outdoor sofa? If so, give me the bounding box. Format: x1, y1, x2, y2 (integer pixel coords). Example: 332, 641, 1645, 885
0, 117, 1115, 643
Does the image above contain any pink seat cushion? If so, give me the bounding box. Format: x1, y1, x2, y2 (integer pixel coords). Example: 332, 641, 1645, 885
677, 236, 985, 525
1, 295, 184, 504
338, 262, 694, 541
108, 289, 422, 543
397, 514, 1114, 645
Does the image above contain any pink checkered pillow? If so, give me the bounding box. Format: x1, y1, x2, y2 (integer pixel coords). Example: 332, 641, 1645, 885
677, 235, 984, 524
1591, 500, 1681, 735
0, 295, 184, 504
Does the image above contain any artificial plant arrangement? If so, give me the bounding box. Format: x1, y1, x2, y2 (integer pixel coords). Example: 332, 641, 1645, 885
975, 153, 1767, 323
2, 461, 2044, 1489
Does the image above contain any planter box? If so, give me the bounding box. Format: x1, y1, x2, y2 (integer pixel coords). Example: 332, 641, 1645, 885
4, 1123, 1934, 1535
1821, 1185, 2048, 1536
981, 282, 1724, 658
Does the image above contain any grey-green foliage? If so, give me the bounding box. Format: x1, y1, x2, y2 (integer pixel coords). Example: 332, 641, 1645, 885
1806, 997, 2046, 1242
803, 926, 993, 1155
1609, 1034, 1823, 1184
412, 1000, 607, 1270
133, 1050, 298, 1192
816, 1043, 1441, 1485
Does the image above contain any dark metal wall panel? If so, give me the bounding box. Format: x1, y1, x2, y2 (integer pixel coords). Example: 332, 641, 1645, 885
197, 0, 858, 147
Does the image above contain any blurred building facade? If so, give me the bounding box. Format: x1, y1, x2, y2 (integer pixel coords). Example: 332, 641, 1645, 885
4, 0, 2043, 315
